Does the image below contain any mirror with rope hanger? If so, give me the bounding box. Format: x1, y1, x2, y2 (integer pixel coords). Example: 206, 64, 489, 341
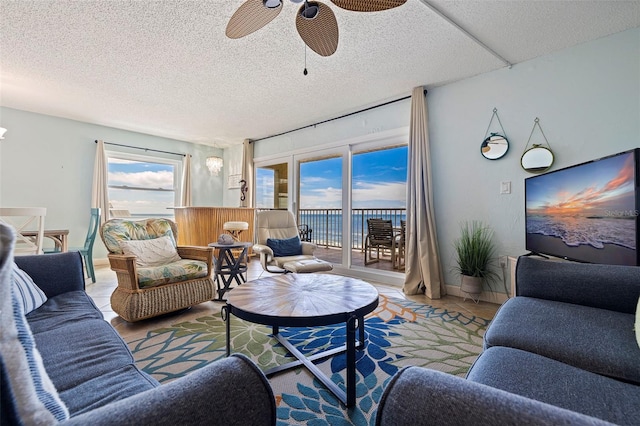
521, 117, 555, 173
480, 108, 509, 160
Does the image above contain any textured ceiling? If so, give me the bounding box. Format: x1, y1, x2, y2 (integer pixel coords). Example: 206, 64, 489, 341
1, 0, 639, 146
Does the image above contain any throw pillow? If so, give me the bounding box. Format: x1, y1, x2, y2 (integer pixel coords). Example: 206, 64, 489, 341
119, 235, 182, 267
12, 263, 47, 314
266, 236, 302, 257
0, 223, 69, 424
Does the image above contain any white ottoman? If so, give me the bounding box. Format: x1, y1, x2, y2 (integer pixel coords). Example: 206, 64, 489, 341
282, 258, 333, 273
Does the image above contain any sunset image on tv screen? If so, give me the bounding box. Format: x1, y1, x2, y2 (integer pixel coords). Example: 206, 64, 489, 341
525, 150, 637, 265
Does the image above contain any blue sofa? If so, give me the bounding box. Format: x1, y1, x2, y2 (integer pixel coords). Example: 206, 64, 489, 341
1, 224, 276, 425
376, 256, 640, 425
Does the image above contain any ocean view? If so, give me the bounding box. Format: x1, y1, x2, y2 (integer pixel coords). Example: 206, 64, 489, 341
299, 211, 406, 249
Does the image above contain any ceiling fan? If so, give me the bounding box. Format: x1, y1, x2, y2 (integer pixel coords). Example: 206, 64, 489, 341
226, 0, 407, 57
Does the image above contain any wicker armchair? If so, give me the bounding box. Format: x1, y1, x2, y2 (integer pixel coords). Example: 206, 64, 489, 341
100, 218, 215, 322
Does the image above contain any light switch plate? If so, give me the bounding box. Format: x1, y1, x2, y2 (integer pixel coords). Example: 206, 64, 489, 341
500, 181, 511, 194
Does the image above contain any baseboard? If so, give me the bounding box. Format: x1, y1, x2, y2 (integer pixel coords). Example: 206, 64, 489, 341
93, 258, 109, 267
445, 284, 509, 305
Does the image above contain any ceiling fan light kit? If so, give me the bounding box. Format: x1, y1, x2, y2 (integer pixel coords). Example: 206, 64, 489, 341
226, 0, 406, 56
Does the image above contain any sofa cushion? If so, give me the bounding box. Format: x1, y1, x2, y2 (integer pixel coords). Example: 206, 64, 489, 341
484, 297, 640, 384
32, 317, 158, 394
13, 262, 47, 314
137, 259, 209, 288
636, 296, 640, 349
27, 291, 103, 333
60, 364, 157, 416
119, 235, 181, 267
467, 347, 640, 426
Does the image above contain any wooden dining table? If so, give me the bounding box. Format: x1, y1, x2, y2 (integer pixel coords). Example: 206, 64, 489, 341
23, 229, 69, 252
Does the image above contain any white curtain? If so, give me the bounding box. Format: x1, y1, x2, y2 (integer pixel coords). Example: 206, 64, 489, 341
91, 140, 109, 225
241, 139, 254, 208
403, 87, 445, 298
180, 154, 192, 207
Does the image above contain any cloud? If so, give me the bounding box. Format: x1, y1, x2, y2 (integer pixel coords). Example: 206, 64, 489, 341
353, 181, 407, 208
299, 181, 407, 209
109, 170, 174, 189
535, 156, 635, 215
602, 154, 635, 193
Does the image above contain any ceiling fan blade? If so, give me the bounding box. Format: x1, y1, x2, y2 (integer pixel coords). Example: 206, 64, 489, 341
296, 2, 339, 57
226, 0, 282, 39
330, 0, 406, 12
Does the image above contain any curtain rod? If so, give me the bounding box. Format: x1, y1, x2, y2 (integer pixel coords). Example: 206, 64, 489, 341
252, 89, 427, 143
95, 140, 185, 157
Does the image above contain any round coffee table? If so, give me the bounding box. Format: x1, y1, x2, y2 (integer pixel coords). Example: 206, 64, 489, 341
222, 273, 379, 407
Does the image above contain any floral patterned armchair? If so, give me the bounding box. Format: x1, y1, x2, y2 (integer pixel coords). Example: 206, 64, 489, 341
100, 218, 215, 322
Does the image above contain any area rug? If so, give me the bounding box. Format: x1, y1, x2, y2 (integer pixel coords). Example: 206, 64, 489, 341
126, 295, 491, 426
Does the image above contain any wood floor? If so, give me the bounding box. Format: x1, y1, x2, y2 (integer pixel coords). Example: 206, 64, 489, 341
313, 246, 404, 272
87, 260, 499, 338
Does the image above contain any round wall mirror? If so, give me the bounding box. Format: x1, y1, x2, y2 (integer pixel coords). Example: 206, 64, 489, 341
481, 133, 509, 160
521, 145, 554, 173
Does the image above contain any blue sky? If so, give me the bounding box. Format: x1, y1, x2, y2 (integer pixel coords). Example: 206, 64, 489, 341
300, 146, 408, 209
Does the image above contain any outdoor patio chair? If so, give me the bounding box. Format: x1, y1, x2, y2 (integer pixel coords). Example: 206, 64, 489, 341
298, 224, 312, 242
253, 210, 332, 274
364, 218, 397, 266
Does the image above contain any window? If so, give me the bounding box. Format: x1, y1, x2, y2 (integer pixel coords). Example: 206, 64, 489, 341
256, 162, 289, 209
107, 151, 182, 219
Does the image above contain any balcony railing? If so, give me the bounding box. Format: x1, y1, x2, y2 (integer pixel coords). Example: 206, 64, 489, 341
297, 208, 406, 249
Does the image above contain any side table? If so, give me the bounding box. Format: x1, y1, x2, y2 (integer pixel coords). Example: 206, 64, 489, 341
209, 241, 252, 301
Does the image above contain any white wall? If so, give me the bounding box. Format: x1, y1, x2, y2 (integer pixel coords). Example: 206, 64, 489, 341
0, 107, 223, 259
253, 27, 640, 297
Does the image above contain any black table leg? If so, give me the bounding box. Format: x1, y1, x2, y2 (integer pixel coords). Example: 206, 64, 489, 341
222, 305, 231, 357
358, 316, 365, 346
346, 314, 357, 407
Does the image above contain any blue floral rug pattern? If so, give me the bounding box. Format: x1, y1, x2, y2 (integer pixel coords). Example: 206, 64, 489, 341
127, 295, 490, 425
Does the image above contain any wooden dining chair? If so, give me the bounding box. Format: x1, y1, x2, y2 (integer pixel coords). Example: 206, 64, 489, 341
0, 207, 47, 255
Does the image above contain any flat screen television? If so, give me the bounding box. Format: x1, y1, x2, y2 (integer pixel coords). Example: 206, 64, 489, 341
525, 148, 639, 266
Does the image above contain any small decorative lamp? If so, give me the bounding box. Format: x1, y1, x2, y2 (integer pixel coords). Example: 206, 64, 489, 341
206, 156, 223, 176
0, 127, 7, 139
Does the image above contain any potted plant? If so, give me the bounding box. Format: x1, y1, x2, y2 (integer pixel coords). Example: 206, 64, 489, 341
453, 221, 499, 300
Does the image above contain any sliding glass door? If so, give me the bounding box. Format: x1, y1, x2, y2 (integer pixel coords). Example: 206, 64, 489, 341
254, 135, 407, 279
351, 145, 408, 271
298, 153, 344, 266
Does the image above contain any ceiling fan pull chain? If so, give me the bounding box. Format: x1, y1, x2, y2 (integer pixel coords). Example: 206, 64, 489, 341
303, 45, 308, 75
